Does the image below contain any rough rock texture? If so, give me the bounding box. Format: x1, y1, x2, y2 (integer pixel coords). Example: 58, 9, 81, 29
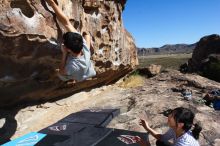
0, 70, 219, 146
138, 64, 162, 77
188, 34, 220, 81
0, 0, 138, 107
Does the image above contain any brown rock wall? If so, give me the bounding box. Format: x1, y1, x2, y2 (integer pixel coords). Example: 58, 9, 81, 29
188, 34, 220, 82
0, 0, 137, 107
188, 34, 220, 71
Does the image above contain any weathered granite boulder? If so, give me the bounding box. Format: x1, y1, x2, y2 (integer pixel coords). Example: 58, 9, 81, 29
188, 34, 220, 82
0, 0, 138, 107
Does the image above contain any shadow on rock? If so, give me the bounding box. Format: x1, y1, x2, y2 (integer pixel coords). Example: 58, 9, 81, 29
0, 109, 18, 144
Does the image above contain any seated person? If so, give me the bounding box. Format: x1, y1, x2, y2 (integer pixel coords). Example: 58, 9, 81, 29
203, 89, 220, 110
46, 0, 96, 82
136, 107, 202, 146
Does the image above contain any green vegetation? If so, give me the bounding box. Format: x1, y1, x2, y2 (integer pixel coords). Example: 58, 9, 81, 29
138, 54, 192, 70
119, 74, 145, 88
130, 70, 140, 76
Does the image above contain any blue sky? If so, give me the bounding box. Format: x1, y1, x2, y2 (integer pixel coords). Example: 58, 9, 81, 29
122, 0, 220, 48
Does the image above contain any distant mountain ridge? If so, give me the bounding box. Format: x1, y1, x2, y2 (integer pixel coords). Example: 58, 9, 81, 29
138, 43, 196, 56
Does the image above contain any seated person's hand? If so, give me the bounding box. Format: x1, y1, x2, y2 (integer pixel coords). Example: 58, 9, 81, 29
139, 119, 150, 130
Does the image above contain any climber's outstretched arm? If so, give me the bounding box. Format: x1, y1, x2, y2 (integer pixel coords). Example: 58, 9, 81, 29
45, 0, 77, 33
83, 32, 91, 50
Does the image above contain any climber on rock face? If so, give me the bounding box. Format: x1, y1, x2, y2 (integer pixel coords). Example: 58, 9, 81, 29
45, 0, 96, 83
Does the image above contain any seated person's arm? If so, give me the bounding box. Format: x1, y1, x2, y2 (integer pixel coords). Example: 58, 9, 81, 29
144, 125, 162, 140
139, 119, 162, 140
45, 0, 77, 33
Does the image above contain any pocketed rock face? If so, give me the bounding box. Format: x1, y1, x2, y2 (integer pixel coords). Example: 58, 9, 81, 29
0, 0, 138, 107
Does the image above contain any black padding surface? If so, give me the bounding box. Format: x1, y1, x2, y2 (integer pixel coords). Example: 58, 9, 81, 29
63, 127, 112, 146
35, 109, 122, 146
60, 109, 120, 127
36, 128, 148, 146
35, 134, 70, 146
39, 122, 87, 135
37, 127, 112, 146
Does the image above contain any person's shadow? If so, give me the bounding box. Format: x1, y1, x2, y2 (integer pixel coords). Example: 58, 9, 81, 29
0, 109, 18, 144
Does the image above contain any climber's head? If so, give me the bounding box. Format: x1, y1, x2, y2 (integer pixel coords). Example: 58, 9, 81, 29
63, 32, 83, 54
